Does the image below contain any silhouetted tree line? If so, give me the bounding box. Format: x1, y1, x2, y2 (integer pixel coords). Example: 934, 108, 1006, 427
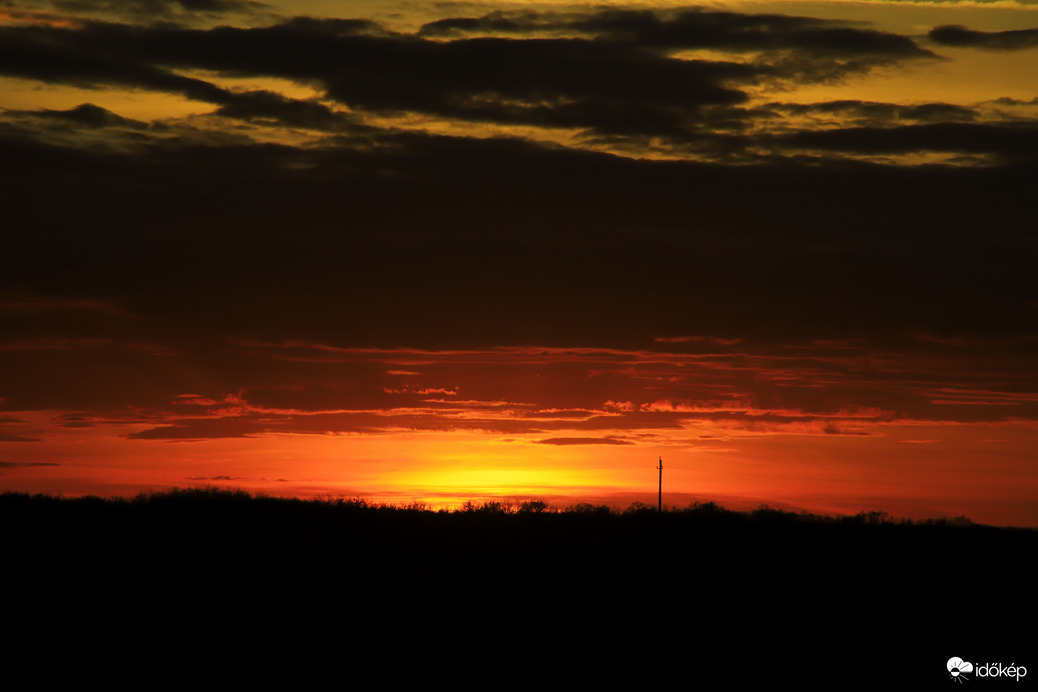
5, 486, 1031, 681
1, 486, 996, 525
5, 487, 1026, 590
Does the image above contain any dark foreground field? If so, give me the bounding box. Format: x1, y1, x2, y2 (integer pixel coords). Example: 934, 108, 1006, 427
5, 489, 1034, 684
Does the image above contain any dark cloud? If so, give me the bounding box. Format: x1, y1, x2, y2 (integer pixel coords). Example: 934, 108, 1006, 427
0, 416, 40, 442
202, 21, 753, 139
0, 433, 42, 442
0, 461, 60, 467
420, 9, 937, 92
409, 9, 937, 135
2, 121, 1035, 360
211, 91, 359, 131
0, 22, 230, 102
0, 9, 938, 143
0, 413, 42, 441
421, 9, 933, 60
768, 100, 978, 126
930, 25, 1038, 51
536, 437, 634, 445
779, 122, 1038, 160
22, 103, 149, 129
49, 0, 269, 22
990, 96, 1038, 107
126, 418, 264, 439
55, 413, 97, 428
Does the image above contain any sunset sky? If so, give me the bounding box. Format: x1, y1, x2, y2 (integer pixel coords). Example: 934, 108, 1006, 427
1, 0, 1036, 526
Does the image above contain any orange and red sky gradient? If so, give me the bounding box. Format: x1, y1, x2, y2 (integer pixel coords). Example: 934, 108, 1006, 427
2, 0, 1036, 525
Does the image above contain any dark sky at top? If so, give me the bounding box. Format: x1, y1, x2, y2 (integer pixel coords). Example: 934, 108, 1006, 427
2, 4, 1034, 349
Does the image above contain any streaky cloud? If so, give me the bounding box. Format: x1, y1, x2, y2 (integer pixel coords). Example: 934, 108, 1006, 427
930, 24, 1038, 51
536, 437, 634, 446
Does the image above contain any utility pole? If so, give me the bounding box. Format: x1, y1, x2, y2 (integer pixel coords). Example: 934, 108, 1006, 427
657, 456, 663, 513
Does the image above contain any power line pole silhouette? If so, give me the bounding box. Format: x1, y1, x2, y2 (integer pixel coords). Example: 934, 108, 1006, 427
657, 456, 663, 513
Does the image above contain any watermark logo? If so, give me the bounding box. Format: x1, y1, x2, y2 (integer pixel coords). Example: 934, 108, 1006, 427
949, 657, 974, 683
948, 657, 1028, 683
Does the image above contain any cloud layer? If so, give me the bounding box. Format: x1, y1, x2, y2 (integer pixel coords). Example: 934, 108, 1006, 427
1, 1, 1036, 522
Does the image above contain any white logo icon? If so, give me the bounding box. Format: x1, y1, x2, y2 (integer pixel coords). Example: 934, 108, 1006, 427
948, 657, 974, 683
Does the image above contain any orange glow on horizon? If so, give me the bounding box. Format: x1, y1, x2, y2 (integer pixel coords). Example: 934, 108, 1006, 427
3, 403, 1035, 526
